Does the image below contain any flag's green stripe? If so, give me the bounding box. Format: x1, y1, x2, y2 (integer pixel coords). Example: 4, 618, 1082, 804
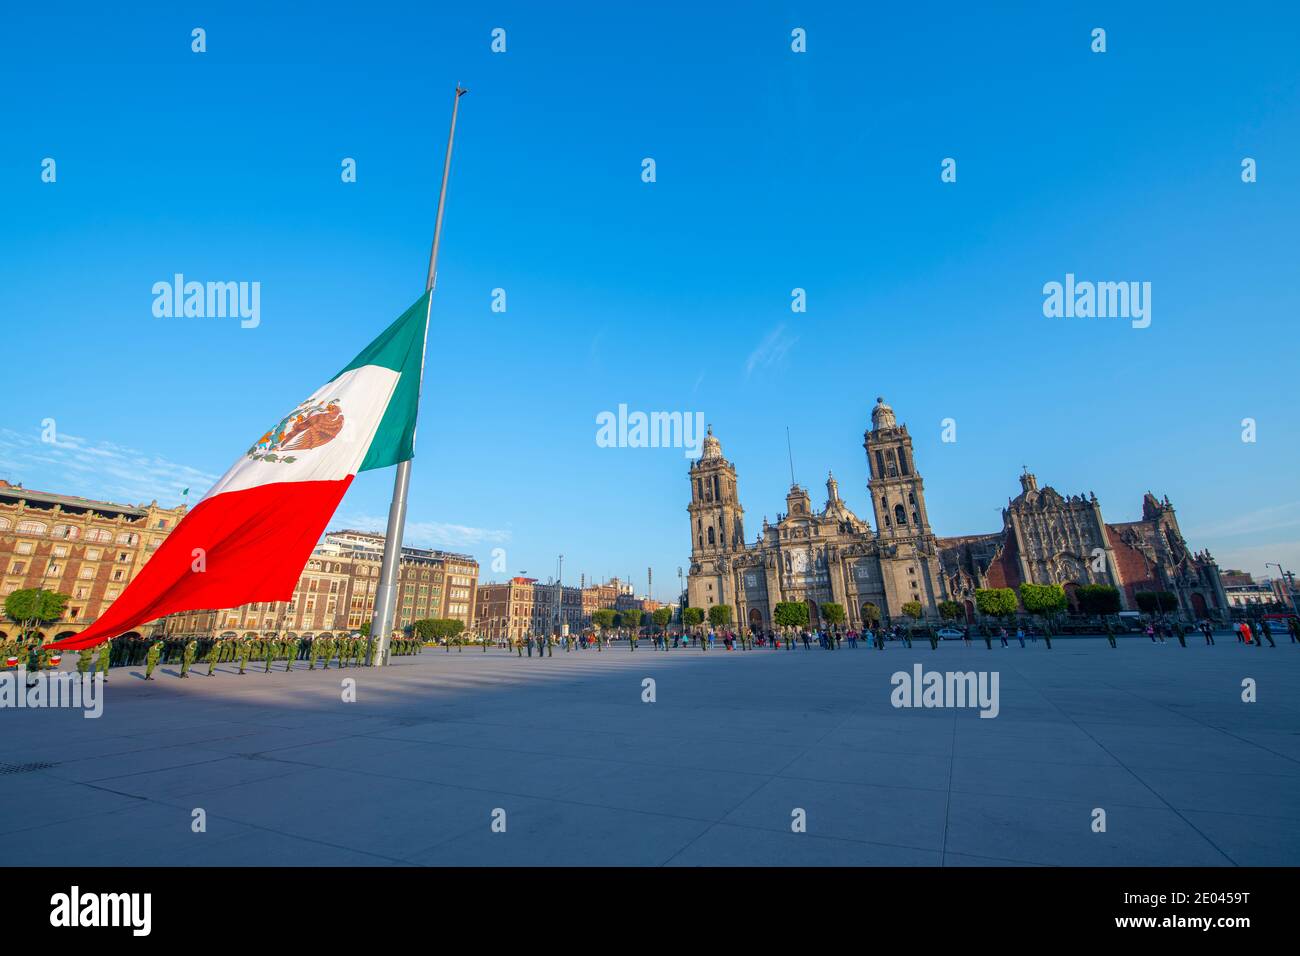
332, 291, 431, 472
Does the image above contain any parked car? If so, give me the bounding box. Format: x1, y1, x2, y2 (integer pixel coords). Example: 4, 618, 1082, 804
937, 626, 965, 640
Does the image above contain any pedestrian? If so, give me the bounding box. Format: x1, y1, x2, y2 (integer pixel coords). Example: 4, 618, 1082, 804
1201, 620, 1215, 645
180, 638, 197, 678
144, 639, 163, 680
1104, 619, 1117, 649
999, 626, 1009, 648
1175, 622, 1187, 648
1288, 618, 1299, 644
1016, 626, 1025, 649
982, 628, 992, 651
1262, 620, 1276, 647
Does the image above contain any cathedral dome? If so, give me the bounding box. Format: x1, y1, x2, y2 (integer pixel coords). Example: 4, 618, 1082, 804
700, 424, 722, 460
871, 396, 896, 430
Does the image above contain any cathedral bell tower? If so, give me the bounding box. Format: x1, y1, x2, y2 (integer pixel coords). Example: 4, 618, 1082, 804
864, 397, 933, 539
687, 425, 745, 614
688, 425, 744, 556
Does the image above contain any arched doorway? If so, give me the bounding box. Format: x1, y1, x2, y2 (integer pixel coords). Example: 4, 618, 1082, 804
861, 601, 880, 627
806, 600, 819, 626
54, 630, 77, 641
963, 600, 975, 624
748, 608, 763, 632
1191, 593, 1209, 619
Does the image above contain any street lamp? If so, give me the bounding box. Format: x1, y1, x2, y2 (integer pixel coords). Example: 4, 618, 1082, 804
1265, 563, 1297, 615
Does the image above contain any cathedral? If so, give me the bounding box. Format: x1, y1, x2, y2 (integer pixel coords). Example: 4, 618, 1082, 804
686, 397, 1227, 630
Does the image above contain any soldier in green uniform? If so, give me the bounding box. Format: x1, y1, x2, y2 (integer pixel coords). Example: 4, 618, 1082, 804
96, 639, 113, 682
144, 639, 163, 680
264, 636, 275, 673
179, 638, 197, 678
207, 638, 221, 676
1104, 618, 1117, 649
237, 638, 250, 675
284, 636, 295, 672
76, 647, 94, 675
308, 637, 320, 670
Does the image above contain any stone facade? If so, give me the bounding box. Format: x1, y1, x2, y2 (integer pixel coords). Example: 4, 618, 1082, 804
687, 398, 1230, 628
687, 399, 947, 630
937, 473, 1229, 621
0, 479, 186, 641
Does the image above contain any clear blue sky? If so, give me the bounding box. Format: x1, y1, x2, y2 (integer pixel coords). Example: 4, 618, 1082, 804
3, 2, 1298, 596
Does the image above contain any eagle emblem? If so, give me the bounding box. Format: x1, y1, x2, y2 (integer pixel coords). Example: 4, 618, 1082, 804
247, 398, 344, 464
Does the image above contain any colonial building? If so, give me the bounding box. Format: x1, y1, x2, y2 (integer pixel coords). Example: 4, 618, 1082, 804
475, 575, 637, 642
687, 398, 1230, 629
0, 479, 186, 642
687, 399, 947, 631
163, 529, 479, 638
937, 472, 1229, 621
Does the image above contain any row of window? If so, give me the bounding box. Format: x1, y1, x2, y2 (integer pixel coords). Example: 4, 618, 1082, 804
0, 518, 156, 543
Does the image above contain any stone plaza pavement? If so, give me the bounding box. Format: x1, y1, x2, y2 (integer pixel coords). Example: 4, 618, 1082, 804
1, 637, 1298, 866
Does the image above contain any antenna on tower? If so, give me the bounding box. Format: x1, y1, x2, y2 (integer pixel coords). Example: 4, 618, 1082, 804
786, 426, 796, 486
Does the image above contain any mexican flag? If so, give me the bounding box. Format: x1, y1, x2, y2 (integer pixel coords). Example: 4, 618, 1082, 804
50, 292, 432, 650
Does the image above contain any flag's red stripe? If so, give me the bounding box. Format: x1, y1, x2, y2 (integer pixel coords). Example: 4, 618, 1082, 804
48, 478, 353, 650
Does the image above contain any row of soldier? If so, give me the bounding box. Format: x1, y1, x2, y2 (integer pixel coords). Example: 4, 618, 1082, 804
2, 632, 426, 682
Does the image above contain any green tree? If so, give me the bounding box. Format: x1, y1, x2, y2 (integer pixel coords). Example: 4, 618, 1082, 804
1074, 584, 1121, 616
707, 604, 732, 629
1134, 590, 1178, 616
591, 609, 618, 633
652, 606, 673, 632
974, 587, 1018, 619
4, 588, 68, 644
359, 620, 371, 637
861, 602, 881, 625
901, 601, 923, 621
413, 618, 464, 643
938, 599, 963, 621
1019, 583, 1068, 633
680, 607, 704, 631
820, 602, 846, 630
617, 608, 644, 633
773, 601, 809, 630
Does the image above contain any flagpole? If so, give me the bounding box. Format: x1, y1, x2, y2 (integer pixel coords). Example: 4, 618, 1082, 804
368, 84, 467, 667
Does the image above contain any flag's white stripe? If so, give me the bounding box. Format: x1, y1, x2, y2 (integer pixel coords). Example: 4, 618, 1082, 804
201, 365, 400, 501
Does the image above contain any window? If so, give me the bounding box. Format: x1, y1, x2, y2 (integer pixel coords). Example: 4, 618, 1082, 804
85, 528, 112, 543
52, 545, 68, 557
894, 504, 907, 526
15, 542, 34, 555
86, 549, 101, 560
17, 520, 47, 534
10, 561, 26, 574
79, 566, 96, 579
